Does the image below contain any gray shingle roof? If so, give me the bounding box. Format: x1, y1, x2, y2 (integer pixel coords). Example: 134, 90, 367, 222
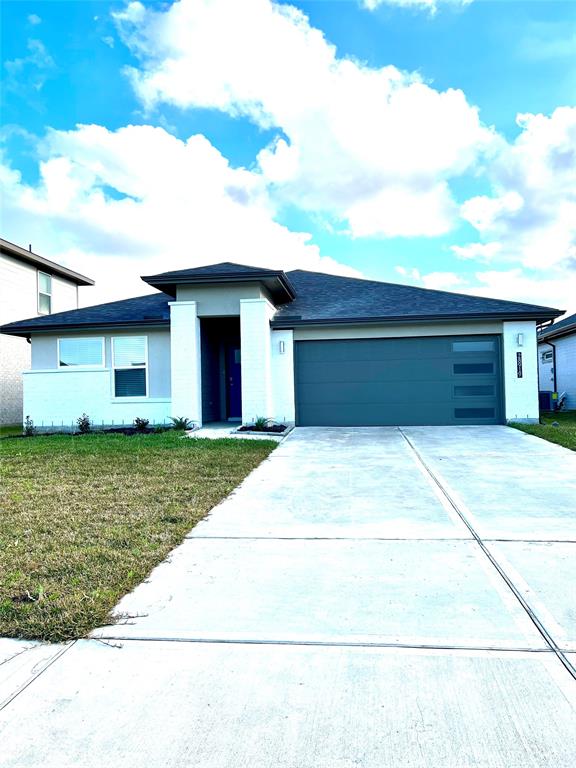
273, 270, 562, 325
0, 265, 562, 337
142, 262, 281, 279
0, 293, 170, 335
539, 312, 576, 340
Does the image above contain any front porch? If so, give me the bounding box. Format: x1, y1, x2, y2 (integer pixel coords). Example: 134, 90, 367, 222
169, 297, 295, 428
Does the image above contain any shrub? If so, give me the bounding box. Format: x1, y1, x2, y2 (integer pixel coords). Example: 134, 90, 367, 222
76, 413, 91, 434
133, 417, 150, 433
24, 415, 36, 437
252, 416, 271, 432
169, 416, 194, 431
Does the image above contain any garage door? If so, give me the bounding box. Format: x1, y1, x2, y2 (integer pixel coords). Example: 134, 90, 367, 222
294, 335, 503, 426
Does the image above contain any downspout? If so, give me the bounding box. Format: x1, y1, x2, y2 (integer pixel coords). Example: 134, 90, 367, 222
547, 340, 557, 393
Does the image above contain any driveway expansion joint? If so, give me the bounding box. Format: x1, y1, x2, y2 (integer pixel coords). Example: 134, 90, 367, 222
0, 641, 76, 712
90, 635, 554, 653
398, 427, 576, 682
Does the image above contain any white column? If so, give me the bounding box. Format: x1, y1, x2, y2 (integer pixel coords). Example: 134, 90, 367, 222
270, 329, 295, 423
240, 298, 274, 424
502, 320, 539, 423
169, 301, 202, 426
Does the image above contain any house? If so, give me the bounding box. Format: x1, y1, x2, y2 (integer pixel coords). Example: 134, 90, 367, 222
0, 238, 94, 426
0, 262, 562, 429
538, 313, 576, 410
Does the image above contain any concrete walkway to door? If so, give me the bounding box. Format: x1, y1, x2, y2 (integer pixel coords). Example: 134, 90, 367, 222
1, 426, 576, 767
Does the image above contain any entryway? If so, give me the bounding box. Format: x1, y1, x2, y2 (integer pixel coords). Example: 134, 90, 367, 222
200, 318, 242, 423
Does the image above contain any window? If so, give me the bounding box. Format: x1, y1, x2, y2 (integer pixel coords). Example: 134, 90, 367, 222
454, 385, 495, 397
455, 408, 495, 419
452, 340, 495, 353
541, 350, 553, 362
112, 337, 147, 397
38, 272, 52, 314
453, 363, 494, 375
58, 338, 104, 367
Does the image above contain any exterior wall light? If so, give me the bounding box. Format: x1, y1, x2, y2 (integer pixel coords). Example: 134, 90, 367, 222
279, 340, 285, 354
516, 333, 524, 347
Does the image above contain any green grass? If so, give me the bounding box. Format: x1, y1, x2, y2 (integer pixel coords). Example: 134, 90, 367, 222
0, 425, 22, 438
0, 431, 275, 642
511, 410, 576, 452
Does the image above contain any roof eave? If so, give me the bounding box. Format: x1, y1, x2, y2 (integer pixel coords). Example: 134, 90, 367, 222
0, 318, 169, 338
271, 310, 561, 329
539, 324, 576, 342
0, 238, 95, 286
141, 272, 296, 303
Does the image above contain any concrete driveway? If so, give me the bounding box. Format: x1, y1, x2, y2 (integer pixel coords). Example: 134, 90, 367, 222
1, 426, 575, 767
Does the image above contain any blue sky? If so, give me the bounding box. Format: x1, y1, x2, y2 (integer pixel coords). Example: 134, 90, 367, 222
1, 0, 575, 311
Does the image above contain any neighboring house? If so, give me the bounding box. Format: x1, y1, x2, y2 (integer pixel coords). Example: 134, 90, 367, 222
0, 262, 562, 429
538, 313, 576, 410
0, 238, 94, 426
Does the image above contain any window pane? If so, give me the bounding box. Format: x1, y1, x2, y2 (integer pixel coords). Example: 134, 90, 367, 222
113, 337, 146, 367
453, 363, 494, 375
455, 408, 495, 419
454, 385, 495, 397
452, 340, 495, 352
38, 272, 51, 294
114, 368, 146, 397
38, 293, 51, 314
59, 338, 103, 367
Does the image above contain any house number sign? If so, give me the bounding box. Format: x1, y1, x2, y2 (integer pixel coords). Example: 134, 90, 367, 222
516, 352, 523, 378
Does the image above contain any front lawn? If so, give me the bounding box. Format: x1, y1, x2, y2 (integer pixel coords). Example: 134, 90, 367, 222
0, 432, 275, 642
511, 410, 576, 452
0, 425, 22, 439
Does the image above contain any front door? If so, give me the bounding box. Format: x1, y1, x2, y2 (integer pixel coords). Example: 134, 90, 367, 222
226, 344, 242, 420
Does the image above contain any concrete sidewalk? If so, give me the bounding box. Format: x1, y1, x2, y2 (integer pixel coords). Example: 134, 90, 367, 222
1, 426, 575, 767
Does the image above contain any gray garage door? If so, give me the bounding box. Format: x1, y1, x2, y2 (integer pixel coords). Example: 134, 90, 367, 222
294, 335, 503, 426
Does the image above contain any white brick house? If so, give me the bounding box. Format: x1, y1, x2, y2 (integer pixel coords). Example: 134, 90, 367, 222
0, 238, 94, 425
0, 262, 562, 430
538, 313, 576, 410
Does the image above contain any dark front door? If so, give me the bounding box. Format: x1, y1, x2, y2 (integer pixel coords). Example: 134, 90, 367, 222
226, 344, 242, 420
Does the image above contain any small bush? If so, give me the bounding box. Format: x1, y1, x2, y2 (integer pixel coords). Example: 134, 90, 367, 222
252, 416, 271, 432
24, 415, 36, 437
169, 416, 194, 431
133, 417, 150, 433
76, 413, 91, 434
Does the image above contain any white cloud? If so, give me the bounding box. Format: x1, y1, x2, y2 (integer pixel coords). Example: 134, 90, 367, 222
113, 0, 493, 239
396, 265, 576, 315
362, 0, 471, 11
451, 242, 502, 262
457, 107, 576, 272
27, 14, 42, 25
4, 39, 55, 97
0, 124, 360, 306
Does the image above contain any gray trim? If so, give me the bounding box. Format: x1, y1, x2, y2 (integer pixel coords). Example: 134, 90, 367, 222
272, 311, 557, 329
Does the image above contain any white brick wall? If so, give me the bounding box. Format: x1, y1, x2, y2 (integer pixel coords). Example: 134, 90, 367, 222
502, 320, 539, 423
240, 298, 275, 424
23, 369, 171, 430
169, 301, 202, 425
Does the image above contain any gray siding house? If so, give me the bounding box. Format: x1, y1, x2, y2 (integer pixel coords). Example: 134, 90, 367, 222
0, 238, 94, 425
0, 262, 562, 429
538, 313, 576, 410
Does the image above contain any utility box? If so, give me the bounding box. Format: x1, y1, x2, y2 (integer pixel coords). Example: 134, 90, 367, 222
538, 391, 557, 411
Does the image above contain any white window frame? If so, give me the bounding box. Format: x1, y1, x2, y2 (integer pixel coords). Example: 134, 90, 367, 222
111, 336, 149, 399
57, 337, 105, 369
38, 271, 52, 315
